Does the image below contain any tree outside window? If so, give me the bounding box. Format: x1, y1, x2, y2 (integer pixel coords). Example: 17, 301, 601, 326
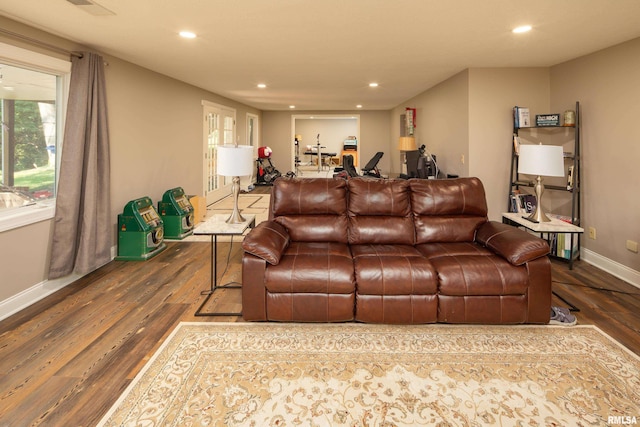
1, 63, 58, 210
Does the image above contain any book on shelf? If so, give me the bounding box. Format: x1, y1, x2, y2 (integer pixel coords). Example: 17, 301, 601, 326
513, 106, 531, 128
567, 165, 574, 190
548, 231, 578, 260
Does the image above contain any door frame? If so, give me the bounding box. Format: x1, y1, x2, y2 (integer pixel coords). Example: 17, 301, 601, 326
202, 100, 236, 205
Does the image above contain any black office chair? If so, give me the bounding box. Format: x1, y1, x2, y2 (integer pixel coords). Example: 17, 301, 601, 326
361, 152, 384, 177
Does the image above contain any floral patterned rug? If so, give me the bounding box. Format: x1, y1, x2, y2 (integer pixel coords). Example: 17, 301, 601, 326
98, 323, 640, 426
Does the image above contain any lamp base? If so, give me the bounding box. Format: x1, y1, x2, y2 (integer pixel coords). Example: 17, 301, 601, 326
525, 176, 552, 223
226, 176, 246, 224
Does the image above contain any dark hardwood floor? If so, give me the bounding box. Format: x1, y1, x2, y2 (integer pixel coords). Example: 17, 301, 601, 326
1, 233, 639, 425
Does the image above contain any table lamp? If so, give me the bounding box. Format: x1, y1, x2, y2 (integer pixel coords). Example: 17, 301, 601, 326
216, 144, 254, 223
398, 136, 417, 174
518, 143, 565, 222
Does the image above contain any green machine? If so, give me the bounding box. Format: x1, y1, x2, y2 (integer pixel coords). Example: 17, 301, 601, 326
158, 187, 195, 239
116, 197, 166, 261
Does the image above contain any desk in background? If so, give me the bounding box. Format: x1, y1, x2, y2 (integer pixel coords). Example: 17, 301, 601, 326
304, 151, 338, 170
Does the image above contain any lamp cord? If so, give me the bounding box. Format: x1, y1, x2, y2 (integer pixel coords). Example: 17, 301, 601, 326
552, 280, 640, 296
217, 235, 242, 286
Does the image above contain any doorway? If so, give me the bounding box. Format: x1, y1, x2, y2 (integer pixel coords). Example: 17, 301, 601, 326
291, 114, 360, 175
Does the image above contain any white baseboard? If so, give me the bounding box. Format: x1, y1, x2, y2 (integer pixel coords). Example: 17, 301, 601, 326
0, 272, 83, 321
581, 248, 640, 290
0, 245, 117, 322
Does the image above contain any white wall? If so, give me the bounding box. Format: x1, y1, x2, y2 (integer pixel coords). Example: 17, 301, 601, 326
468, 68, 551, 221
551, 37, 640, 274
391, 70, 470, 178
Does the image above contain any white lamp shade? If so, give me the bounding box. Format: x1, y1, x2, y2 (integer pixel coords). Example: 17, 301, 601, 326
518, 144, 565, 177
217, 145, 254, 177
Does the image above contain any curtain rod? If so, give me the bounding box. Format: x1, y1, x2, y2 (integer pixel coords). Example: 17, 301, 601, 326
0, 28, 83, 59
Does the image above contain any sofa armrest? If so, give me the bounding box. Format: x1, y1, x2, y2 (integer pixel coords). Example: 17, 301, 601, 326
476, 221, 549, 266
242, 220, 290, 265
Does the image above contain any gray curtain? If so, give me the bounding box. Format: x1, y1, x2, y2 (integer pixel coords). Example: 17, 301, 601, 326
48, 52, 111, 279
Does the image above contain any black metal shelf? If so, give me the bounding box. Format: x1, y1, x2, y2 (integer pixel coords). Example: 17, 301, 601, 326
508, 101, 582, 268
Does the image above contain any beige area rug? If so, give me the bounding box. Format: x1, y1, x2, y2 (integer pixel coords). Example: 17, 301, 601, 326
98, 323, 640, 426
168, 194, 270, 243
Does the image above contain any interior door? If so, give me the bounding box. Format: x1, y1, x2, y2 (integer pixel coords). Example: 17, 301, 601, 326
203, 103, 236, 205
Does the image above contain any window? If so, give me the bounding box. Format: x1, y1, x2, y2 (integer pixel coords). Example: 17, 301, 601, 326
0, 43, 70, 232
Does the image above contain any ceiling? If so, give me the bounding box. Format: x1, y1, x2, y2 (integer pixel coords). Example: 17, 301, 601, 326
1, 0, 640, 111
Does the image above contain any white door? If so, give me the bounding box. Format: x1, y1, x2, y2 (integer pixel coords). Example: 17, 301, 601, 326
203, 102, 236, 205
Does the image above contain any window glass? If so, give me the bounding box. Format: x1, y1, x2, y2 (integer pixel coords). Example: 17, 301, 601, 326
1, 63, 59, 211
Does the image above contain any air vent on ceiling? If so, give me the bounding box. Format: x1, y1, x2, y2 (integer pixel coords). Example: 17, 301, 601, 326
66, 0, 115, 16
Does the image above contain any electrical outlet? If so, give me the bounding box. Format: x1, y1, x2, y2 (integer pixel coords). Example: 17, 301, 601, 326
627, 240, 639, 253
588, 227, 596, 240
460, 154, 465, 164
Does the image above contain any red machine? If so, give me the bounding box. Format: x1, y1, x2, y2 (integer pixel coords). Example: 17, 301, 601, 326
256, 146, 281, 185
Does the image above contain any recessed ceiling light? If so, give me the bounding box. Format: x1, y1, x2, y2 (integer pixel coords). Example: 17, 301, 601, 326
257, 83, 267, 89
179, 31, 197, 39
356, 105, 363, 109
512, 25, 532, 34
289, 105, 296, 109
369, 82, 379, 88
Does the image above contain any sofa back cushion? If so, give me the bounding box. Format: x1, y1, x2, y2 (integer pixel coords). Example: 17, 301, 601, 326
410, 178, 488, 243
348, 178, 414, 245
271, 178, 349, 243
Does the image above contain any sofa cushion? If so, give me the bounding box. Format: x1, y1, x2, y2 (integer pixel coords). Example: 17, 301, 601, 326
275, 215, 349, 243
416, 242, 494, 259
351, 244, 438, 324
351, 244, 437, 295
348, 178, 414, 245
272, 177, 348, 216
431, 255, 529, 296
351, 244, 423, 258
271, 178, 349, 243
265, 242, 354, 294
263, 241, 355, 322
410, 178, 488, 243
354, 255, 438, 295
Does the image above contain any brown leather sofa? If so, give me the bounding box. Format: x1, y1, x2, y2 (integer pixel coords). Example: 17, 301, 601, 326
242, 177, 551, 324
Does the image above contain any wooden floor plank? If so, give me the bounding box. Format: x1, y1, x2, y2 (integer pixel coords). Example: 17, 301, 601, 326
40, 304, 187, 427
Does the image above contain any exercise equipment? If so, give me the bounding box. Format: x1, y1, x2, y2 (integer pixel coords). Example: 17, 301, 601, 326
361, 152, 384, 177
336, 152, 384, 179
116, 197, 166, 261
158, 187, 194, 239
255, 146, 281, 185
404, 145, 439, 179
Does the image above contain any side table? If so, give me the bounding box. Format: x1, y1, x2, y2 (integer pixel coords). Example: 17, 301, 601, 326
193, 214, 255, 316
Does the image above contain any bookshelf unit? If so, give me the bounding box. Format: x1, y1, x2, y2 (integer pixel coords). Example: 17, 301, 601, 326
507, 101, 581, 267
